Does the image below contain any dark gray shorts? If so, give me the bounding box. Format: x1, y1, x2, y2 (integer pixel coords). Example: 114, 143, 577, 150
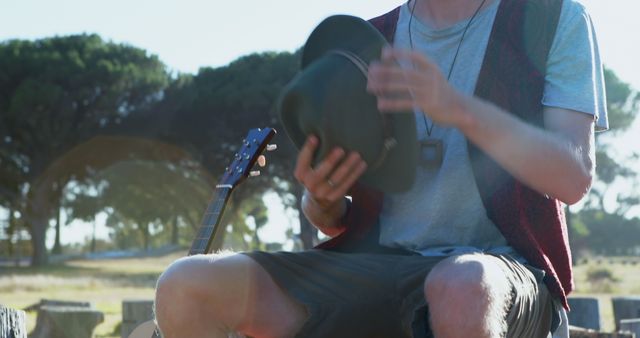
243, 250, 554, 338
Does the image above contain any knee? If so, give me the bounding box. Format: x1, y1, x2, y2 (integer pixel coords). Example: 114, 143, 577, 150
424, 255, 507, 307
155, 256, 200, 318
424, 255, 512, 337
155, 254, 230, 321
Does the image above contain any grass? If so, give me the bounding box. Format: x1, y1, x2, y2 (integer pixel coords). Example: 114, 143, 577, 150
0, 251, 185, 338
0, 252, 638, 336
571, 257, 640, 332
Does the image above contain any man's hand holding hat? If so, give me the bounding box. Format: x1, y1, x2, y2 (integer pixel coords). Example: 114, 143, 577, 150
294, 135, 367, 236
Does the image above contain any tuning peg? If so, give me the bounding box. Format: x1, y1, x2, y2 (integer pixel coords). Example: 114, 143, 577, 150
266, 144, 277, 151
257, 155, 266, 167
249, 170, 261, 177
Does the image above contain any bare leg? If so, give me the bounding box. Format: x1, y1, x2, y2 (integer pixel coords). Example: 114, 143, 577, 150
155, 253, 308, 338
424, 254, 512, 338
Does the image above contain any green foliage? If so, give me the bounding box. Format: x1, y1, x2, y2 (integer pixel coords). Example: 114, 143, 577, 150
0, 34, 169, 167
0, 34, 170, 265
67, 160, 213, 251
144, 50, 306, 250
572, 209, 640, 256
151, 50, 301, 181
602, 68, 639, 132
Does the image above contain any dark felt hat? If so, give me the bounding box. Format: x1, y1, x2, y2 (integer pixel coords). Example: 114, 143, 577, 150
278, 15, 418, 192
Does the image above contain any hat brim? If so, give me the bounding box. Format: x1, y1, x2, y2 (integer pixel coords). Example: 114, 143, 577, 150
280, 15, 418, 193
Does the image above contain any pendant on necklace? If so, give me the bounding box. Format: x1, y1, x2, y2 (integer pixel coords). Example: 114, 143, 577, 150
420, 138, 443, 168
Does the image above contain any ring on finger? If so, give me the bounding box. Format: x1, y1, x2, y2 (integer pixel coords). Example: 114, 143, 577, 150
327, 179, 336, 187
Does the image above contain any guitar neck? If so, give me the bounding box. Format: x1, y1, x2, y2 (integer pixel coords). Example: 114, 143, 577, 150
188, 186, 232, 256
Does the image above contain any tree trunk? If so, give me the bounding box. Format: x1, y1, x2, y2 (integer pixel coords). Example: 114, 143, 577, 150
27, 179, 57, 266
299, 216, 316, 250
171, 215, 179, 246
295, 186, 317, 250
52, 204, 62, 254
91, 220, 97, 253
15, 219, 22, 267
253, 226, 261, 250
29, 217, 48, 266
7, 206, 14, 257
143, 223, 150, 251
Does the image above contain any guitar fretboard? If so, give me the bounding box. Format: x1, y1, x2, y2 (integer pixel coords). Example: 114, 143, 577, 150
188, 187, 231, 255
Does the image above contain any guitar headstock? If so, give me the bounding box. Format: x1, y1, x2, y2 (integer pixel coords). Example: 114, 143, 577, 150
218, 127, 276, 189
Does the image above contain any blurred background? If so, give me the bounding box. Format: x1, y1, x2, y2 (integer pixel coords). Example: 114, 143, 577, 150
0, 0, 638, 337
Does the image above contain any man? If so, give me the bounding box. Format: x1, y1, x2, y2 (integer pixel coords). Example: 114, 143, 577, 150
154, 0, 607, 337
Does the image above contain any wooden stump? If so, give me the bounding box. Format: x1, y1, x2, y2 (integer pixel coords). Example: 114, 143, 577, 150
620, 319, 640, 338
613, 297, 640, 331
569, 326, 635, 338
30, 306, 104, 338
121, 300, 155, 338
24, 299, 91, 312
569, 297, 602, 330
0, 306, 27, 338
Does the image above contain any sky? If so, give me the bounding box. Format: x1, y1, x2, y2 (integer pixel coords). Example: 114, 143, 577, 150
1, 0, 639, 247
3, 0, 639, 89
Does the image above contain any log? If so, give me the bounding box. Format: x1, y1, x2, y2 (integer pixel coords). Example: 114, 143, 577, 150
569, 326, 635, 338
121, 300, 155, 338
569, 297, 602, 330
0, 306, 27, 338
613, 297, 640, 331
24, 299, 91, 312
29, 306, 104, 338
620, 319, 640, 338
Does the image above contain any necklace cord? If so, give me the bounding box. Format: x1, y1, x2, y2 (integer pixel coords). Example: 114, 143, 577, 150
408, 0, 488, 136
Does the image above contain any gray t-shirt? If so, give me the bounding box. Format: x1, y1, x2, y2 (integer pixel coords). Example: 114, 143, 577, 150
379, 0, 608, 254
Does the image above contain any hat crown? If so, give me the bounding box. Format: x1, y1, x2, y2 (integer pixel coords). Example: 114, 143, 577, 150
279, 15, 418, 192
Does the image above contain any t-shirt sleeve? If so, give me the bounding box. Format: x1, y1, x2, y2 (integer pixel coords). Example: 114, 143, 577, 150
542, 0, 609, 131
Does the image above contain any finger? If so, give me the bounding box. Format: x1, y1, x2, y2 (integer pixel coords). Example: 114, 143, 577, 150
306, 147, 345, 191
376, 97, 417, 113
294, 135, 318, 181
327, 160, 368, 201
327, 152, 363, 187
368, 64, 422, 94
406, 50, 436, 71
382, 47, 434, 72
369, 80, 415, 99
381, 46, 408, 64
368, 62, 407, 83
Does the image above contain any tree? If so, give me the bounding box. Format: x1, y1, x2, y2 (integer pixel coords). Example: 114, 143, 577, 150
63, 181, 106, 253
105, 160, 215, 250
146, 51, 314, 248
0, 34, 169, 265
